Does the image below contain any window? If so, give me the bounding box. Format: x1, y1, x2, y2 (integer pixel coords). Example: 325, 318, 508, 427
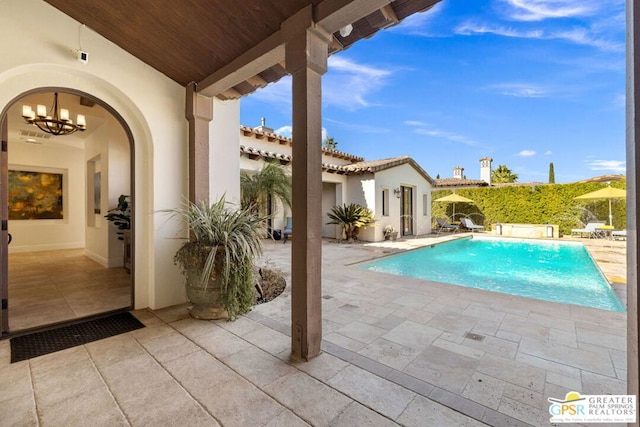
382, 188, 389, 216
423, 193, 429, 216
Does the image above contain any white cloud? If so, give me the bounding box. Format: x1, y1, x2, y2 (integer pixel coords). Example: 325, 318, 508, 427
403, 120, 428, 127
323, 57, 392, 110
544, 150, 553, 155
414, 127, 479, 147
490, 83, 549, 98
456, 22, 543, 39
247, 77, 291, 106
390, 2, 445, 36
501, 0, 599, 21
455, 21, 622, 52
517, 150, 536, 157
275, 126, 292, 138
586, 159, 626, 172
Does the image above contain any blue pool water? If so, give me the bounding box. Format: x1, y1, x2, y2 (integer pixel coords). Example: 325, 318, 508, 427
360, 236, 624, 312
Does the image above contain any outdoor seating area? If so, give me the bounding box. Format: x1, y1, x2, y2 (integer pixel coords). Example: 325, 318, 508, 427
571, 221, 606, 238
570, 221, 625, 240
460, 217, 484, 232
435, 218, 458, 233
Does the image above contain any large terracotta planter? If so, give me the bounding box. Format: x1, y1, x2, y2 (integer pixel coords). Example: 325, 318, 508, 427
183, 254, 228, 320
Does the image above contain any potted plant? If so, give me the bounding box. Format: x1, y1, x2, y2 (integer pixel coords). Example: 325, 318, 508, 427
384, 225, 398, 241
164, 196, 265, 320
104, 194, 131, 240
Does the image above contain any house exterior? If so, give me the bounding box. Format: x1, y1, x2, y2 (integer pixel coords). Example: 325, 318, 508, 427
1, 0, 639, 390
239, 125, 434, 241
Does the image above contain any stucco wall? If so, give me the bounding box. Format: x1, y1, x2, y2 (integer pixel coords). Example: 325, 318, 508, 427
0, 0, 221, 309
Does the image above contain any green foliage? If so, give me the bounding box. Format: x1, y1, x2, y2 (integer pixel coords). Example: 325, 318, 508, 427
432, 180, 626, 235
325, 136, 339, 149
491, 165, 519, 183
327, 203, 375, 242
164, 196, 265, 319
240, 161, 292, 216
548, 162, 555, 184
104, 194, 131, 240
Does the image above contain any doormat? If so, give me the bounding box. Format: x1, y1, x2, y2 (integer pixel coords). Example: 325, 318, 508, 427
10, 312, 145, 363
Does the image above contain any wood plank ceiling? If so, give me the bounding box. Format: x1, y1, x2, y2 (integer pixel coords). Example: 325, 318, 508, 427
43, 0, 440, 99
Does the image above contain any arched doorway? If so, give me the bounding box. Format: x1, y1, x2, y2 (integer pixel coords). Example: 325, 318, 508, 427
0, 88, 135, 335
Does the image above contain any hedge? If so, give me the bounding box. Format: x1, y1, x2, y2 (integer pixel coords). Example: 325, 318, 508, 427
432, 180, 626, 236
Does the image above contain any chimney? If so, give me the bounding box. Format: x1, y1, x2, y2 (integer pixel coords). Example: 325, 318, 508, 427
480, 157, 493, 184
453, 166, 464, 179
253, 117, 274, 133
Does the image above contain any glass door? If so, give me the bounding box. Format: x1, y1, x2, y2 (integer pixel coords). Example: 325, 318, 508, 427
401, 186, 413, 236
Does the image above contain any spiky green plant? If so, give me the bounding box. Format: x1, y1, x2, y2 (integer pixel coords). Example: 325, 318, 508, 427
241, 161, 292, 215
164, 196, 265, 319
327, 203, 375, 242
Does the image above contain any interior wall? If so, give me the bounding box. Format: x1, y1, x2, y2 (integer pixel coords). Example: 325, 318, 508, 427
7, 137, 85, 252
0, 0, 191, 310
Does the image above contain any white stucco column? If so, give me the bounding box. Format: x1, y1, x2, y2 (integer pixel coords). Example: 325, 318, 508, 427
283, 7, 330, 361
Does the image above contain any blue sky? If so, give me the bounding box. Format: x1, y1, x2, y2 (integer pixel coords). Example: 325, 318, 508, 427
239, 0, 625, 184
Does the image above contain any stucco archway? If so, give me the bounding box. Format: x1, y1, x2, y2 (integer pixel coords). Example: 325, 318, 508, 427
0, 65, 158, 332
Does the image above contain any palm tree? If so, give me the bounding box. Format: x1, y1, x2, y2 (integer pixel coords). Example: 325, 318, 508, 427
325, 136, 338, 149
240, 162, 292, 226
491, 164, 519, 183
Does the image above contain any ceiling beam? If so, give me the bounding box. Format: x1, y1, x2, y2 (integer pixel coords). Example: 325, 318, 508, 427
315, 0, 392, 33
197, 0, 393, 98
197, 32, 285, 97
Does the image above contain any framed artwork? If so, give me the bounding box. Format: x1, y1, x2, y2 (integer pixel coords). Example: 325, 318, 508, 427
8, 170, 63, 220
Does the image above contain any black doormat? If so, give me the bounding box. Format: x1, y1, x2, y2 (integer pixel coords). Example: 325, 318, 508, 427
10, 312, 145, 363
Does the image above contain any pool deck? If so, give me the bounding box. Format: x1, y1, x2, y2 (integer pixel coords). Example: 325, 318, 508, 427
0, 233, 628, 426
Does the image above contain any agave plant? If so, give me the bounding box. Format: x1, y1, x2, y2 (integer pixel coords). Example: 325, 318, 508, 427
164, 196, 265, 319
327, 203, 375, 242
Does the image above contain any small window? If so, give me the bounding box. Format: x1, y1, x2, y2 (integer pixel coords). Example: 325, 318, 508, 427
382, 188, 389, 216
423, 194, 429, 216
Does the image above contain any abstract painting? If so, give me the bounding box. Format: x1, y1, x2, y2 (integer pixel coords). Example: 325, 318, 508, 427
8, 170, 63, 219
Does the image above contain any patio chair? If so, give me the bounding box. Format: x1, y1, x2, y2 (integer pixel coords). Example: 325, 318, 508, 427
460, 217, 484, 232
282, 216, 292, 243
570, 221, 605, 238
612, 229, 627, 240
436, 218, 458, 233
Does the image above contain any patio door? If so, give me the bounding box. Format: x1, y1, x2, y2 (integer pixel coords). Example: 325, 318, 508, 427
401, 186, 413, 236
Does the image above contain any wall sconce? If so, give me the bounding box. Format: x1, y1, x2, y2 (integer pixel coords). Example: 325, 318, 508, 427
393, 187, 401, 198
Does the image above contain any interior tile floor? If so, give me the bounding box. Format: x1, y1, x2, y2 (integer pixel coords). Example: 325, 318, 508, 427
8, 249, 132, 331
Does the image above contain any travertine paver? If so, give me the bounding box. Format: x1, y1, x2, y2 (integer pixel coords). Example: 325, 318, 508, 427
251, 236, 627, 426
0, 234, 627, 427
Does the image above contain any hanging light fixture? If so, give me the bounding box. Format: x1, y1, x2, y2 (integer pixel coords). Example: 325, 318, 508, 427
21, 92, 86, 136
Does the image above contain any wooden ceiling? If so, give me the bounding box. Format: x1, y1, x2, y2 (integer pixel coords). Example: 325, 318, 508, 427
44, 0, 440, 99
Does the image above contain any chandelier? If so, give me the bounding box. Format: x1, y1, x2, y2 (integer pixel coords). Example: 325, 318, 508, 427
21, 92, 86, 136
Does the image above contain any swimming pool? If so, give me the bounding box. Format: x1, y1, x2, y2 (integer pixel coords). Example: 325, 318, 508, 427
359, 236, 624, 312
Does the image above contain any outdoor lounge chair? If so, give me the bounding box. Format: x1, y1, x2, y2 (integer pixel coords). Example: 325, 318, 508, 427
436, 218, 458, 233
570, 221, 605, 238
612, 229, 627, 240
282, 216, 292, 243
460, 217, 484, 232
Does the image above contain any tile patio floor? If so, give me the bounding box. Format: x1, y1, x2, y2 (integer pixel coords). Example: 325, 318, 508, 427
0, 233, 628, 426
